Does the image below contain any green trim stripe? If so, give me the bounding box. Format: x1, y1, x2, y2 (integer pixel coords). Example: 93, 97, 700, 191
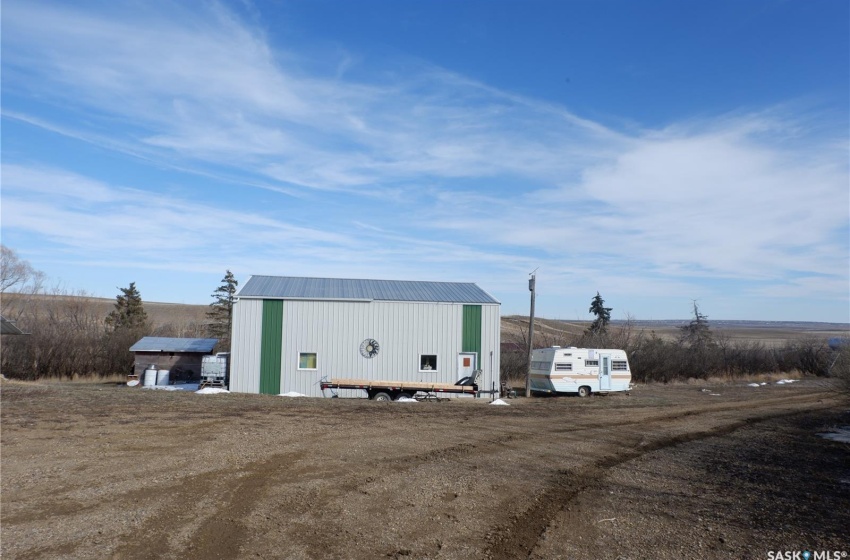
462, 305, 482, 368
259, 300, 283, 394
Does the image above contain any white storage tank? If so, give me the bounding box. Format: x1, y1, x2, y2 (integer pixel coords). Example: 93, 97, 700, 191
156, 369, 170, 386
143, 366, 158, 387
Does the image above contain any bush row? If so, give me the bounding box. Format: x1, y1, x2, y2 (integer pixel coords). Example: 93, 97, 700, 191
501, 324, 848, 384
1, 294, 206, 380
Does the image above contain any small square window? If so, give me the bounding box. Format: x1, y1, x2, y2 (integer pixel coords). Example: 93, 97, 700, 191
419, 354, 438, 372
299, 353, 317, 370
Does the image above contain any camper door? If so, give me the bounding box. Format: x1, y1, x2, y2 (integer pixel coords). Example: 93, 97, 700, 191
599, 354, 612, 390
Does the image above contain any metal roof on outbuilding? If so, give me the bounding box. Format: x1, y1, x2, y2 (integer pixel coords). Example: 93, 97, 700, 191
237, 276, 500, 304
0, 315, 26, 335
129, 337, 218, 353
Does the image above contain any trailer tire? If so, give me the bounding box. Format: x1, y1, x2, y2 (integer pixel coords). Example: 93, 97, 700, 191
577, 386, 591, 398
395, 392, 413, 401
372, 391, 393, 402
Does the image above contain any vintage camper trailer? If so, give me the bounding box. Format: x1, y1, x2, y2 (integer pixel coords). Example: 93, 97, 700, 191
530, 346, 631, 397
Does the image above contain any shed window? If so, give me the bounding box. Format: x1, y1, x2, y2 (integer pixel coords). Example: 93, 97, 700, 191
419, 355, 438, 372
612, 360, 628, 371
298, 353, 317, 370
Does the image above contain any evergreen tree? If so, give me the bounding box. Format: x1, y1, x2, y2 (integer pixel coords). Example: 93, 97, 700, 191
588, 291, 612, 335
105, 282, 148, 329
679, 301, 713, 350
104, 282, 148, 375
207, 270, 238, 349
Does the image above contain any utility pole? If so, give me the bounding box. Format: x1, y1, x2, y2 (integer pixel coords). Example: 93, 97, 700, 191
525, 269, 537, 398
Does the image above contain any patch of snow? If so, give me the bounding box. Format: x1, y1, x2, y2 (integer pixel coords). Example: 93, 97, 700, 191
490, 399, 509, 406
700, 389, 711, 393
127, 380, 139, 387
709, 393, 721, 396
196, 387, 230, 395
760, 382, 767, 386
279, 391, 307, 397
776, 381, 786, 385
142, 383, 201, 392
818, 426, 850, 445
747, 383, 760, 387
395, 397, 418, 402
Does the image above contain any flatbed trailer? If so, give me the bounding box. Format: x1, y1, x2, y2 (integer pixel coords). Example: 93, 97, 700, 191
320, 375, 479, 401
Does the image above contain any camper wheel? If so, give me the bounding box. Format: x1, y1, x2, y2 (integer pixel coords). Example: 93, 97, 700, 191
577, 386, 591, 398
372, 391, 393, 402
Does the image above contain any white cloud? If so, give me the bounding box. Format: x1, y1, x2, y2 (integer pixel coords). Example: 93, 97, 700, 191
2, 1, 625, 192
1, 0, 847, 320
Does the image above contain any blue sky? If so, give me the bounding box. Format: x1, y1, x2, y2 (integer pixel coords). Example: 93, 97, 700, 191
2, 0, 848, 322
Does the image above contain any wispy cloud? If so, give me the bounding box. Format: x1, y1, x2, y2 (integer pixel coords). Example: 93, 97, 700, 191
2, 1, 625, 192
1, 0, 847, 320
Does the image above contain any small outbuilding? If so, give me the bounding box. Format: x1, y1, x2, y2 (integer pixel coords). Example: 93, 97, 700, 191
1, 315, 26, 335
229, 275, 501, 397
129, 337, 218, 382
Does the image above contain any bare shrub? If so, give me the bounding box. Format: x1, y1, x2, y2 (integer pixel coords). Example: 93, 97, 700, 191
828, 345, 850, 392
780, 337, 832, 377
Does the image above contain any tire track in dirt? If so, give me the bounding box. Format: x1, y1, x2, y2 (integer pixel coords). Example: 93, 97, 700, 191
482, 396, 842, 560
547, 392, 832, 434
109, 452, 305, 560
176, 452, 306, 560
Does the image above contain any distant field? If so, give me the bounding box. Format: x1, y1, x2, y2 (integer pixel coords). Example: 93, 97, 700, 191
501, 315, 849, 347
4, 293, 847, 346
2, 293, 209, 327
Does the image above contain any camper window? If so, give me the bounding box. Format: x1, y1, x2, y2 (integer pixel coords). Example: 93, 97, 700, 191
554, 363, 572, 371
531, 361, 549, 370
586, 360, 599, 367
419, 355, 438, 372
612, 360, 628, 371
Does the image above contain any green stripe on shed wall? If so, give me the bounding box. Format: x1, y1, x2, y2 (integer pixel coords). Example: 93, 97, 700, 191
462, 305, 482, 368
259, 300, 283, 394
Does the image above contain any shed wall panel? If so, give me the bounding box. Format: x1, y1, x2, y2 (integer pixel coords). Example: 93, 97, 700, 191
462, 305, 483, 368
230, 299, 263, 393
231, 298, 500, 398
260, 300, 283, 394
479, 304, 501, 394
279, 301, 470, 397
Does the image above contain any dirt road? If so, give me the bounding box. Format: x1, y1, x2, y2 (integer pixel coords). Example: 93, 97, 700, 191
2, 380, 848, 559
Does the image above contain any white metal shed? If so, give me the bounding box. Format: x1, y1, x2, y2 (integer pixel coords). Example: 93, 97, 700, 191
229, 276, 501, 397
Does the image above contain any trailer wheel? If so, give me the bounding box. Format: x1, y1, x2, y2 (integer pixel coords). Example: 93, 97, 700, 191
372, 391, 393, 402
395, 392, 413, 401
577, 386, 591, 398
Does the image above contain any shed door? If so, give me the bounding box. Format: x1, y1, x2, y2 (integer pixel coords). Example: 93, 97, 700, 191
599, 354, 612, 391
458, 352, 477, 381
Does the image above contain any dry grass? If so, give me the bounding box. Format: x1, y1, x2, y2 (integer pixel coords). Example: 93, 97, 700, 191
2, 292, 209, 326
502, 314, 849, 347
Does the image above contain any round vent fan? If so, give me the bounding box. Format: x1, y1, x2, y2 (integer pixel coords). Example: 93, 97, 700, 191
359, 338, 380, 358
